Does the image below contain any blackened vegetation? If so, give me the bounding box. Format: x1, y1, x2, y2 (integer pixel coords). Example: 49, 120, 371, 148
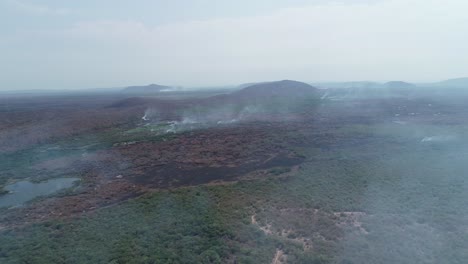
135, 154, 304, 187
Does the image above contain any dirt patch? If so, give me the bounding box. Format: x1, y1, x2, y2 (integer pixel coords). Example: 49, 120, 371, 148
251, 212, 314, 251
334, 211, 369, 234
251, 214, 274, 235
252, 208, 369, 252
272, 249, 287, 264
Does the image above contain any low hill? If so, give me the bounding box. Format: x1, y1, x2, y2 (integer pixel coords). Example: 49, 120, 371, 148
236, 82, 266, 89
383, 81, 416, 89
201, 80, 319, 108
433, 77, 468, 88
232, 80, 318, 99
312, 81, 381, 89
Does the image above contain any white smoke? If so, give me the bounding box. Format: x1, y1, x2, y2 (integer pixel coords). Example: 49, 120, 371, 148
321, 92, 329, 100
420, 135, 457, 143
139, 105, 264, 135
141, 108, 160, 121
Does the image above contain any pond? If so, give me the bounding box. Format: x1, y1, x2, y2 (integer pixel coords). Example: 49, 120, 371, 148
0, 178, 80, 208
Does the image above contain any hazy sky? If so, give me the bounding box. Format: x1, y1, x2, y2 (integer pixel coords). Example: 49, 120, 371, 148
1, 0, 467, 90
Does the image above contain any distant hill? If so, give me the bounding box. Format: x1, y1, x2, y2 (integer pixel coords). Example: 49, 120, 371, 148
312, 81, 381, 89
236, 82, 267, 89
122, 84, 173, 94
313, 81, 416, 90
383, 81, 416, 89
430, 77, 468, 88
232, 80, 318, 99
319, 80, 416, 99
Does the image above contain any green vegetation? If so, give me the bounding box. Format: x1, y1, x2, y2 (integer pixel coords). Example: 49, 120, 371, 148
0, 187, 272, 263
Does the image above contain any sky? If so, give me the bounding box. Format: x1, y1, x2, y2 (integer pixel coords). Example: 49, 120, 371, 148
1, 0, 468, 90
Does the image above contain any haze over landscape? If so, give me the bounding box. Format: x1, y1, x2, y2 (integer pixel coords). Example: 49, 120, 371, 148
2, 1, 468, 264
1, 0, 468, 90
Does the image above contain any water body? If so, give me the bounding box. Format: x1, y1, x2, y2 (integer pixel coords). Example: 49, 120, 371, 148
0, 178, 80, 208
